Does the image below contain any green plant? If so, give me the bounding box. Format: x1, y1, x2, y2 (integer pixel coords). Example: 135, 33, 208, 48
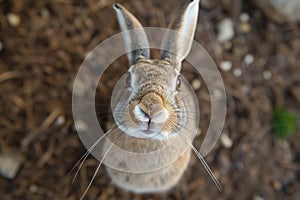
271, 108, 298, 139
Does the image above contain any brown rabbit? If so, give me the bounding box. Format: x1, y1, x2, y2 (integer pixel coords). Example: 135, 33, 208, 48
97, 0, 222, 194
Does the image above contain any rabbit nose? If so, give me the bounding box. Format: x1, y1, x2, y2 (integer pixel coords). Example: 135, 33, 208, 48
134, 93, 169, 124
136, 105, 152, 125
134, 104, 169, 124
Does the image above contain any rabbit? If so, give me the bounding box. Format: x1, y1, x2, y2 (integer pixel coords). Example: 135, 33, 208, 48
96, 0, 222, 194
71, 1, 223, 198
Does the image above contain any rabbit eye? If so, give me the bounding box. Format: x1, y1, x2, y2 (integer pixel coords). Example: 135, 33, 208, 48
126, 72, 132, 87
176, 76, 181, 90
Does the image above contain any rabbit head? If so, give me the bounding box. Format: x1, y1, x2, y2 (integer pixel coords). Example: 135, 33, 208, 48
111, 0, 199, 140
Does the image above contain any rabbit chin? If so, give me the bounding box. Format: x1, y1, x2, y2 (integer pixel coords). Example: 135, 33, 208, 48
124, 128, 170, 140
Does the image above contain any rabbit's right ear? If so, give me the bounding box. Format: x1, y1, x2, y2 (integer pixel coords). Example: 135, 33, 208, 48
161, 0, 200, 71
113, 4, 150, 65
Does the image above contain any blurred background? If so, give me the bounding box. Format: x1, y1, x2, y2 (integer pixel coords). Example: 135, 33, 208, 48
0, 0, 299, 199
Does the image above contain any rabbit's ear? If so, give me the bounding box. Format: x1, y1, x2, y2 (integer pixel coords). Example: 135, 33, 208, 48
161, 0, 199, 71
113, 4, 150, 65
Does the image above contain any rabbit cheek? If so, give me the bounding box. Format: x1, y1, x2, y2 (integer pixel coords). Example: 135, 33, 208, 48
162, 95, 186, 135
161, 104, 178, 133
128, 101, 143, 126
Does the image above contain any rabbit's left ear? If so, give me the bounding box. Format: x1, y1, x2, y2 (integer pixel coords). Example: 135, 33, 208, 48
114, 4, 150, 66
161, 0, 200, 71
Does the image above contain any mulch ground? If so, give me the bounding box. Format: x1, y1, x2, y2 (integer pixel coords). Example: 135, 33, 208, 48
0, 0, 299, 199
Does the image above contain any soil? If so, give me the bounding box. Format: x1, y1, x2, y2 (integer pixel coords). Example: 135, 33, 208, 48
0, 0, 299, 200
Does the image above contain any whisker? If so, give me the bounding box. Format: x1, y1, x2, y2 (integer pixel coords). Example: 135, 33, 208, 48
73, 111, 112, 120
169, 114, 198, 122
170, 93, 193, 107
74, 109, 129, 120
185, 116, 198, 121
176, 125, 223, 191
70, 124, 119, 183
174, 110, 199, 114
70, 103, 111, 106
189, 139, 222, 191
79, 129, 125, 200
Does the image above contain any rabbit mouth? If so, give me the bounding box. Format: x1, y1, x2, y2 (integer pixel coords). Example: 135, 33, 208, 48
142, 129, 162, 135
124, 128, 161, 139
140, 126, 158, 135
143, 130, 153, 134
121, 124, 169, 139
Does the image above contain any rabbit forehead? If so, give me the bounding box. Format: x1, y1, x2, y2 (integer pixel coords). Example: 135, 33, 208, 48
129, 61, 178, 87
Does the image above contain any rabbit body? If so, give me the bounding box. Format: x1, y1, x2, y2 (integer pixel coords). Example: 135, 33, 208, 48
106, 131, 192, 193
